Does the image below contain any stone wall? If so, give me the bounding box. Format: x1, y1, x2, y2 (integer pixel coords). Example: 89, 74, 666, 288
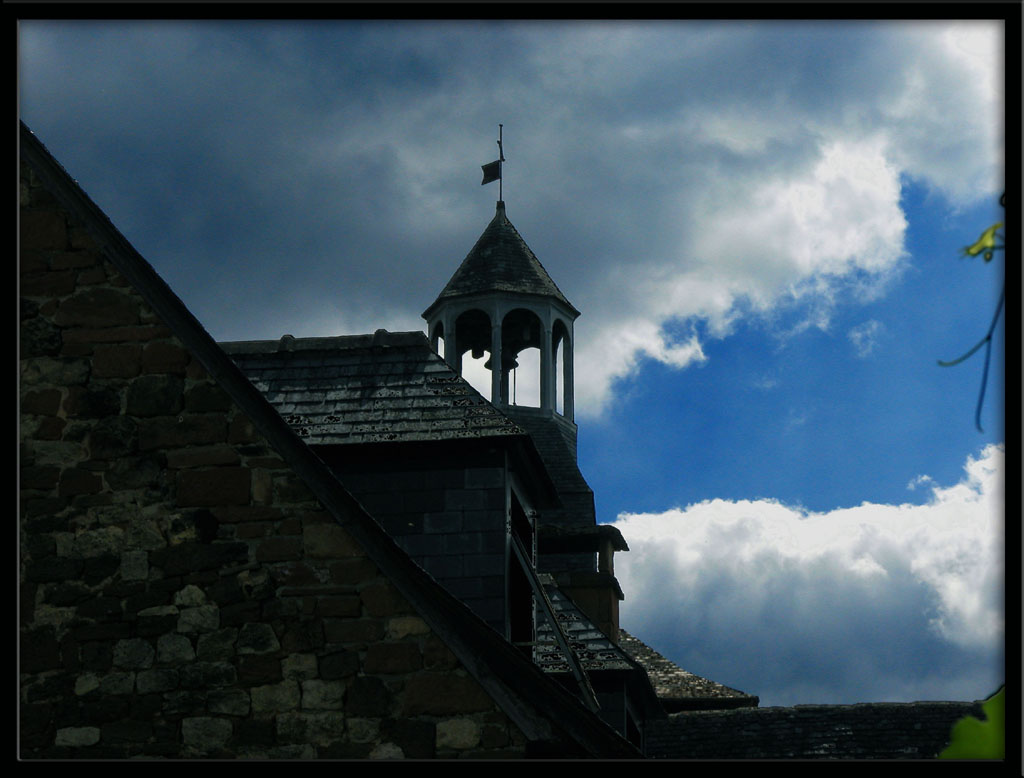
645, 701, 985, 759
19, 157, 527, 759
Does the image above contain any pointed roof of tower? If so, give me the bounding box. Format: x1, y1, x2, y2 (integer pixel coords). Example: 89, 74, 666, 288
423, 201, 579, 319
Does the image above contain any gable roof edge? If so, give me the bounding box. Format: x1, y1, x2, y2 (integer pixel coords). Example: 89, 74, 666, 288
19, 122, 638, 758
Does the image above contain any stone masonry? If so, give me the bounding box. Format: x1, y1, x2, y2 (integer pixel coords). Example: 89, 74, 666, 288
19, 156, 528, 759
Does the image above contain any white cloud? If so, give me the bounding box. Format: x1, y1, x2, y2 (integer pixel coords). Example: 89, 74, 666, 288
848, 319, 885, 357
564, 23, 1000, 417
612, 444, 1004, 703
880, 22, 1004, 204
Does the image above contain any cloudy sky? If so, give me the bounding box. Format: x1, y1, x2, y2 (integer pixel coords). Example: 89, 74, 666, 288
19, 18, 1007, 707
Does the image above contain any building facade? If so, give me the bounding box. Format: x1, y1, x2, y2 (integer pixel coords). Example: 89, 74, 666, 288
19, 121, 983, 759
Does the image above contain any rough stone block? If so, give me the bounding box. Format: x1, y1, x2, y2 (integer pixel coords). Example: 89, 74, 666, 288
21, 389, 62, 416
196, 627, 239, 661
303, 522, 363, 559
251, 468, 273, 504
87, 416, 139, 460
82, 554, 121, 586
138, 414, 225, 450
227, 414, 259, 444
255, 536, 302, 563
181, 716, 233, 752
184, 382, 232, 413
400, 673, 494, 716
20, 356, 91, 389
127, 375, 184, 417
237, 622, 281, 655
315, 595, 361, 618
20, 316, 64, 358
236, 654, 282, 686
323, 618, 380, 646
178, 662, 237, 689
113, 638, 155, 670
301, 679, 346, 710
58, 468, 103, 497
176, 467, 251, 507
364, 641, 422, 675
72, 527, 124, 558
141, 341, 189, 375
21, 209, 67, 250
54, 727, 100, 747
119, 549, 149, 581
250, 680, 300, 714
20, 464, 61, 490
437, 718, 481, 750
386, 616, 431, 640
360, 581, 410, 618
100, 718, 153, 744
278, 711, 347, 746
369, 742, 405, 759
135, 668, 178, 694
165, 445, 239, 469
346, 717, 380, 744
329, 558, 378, 586
54, 287, 139, 328
208, 688, 251, 716
177, 604, 220, 633
344, 675, 391, 717
318, 648, 359, 680
92, 344, 142, 378
282, 653, 318, 681
99, 672, 135, 695
382, 718, 437, 759
79, 641, 114, 672
74, 674, 100, 696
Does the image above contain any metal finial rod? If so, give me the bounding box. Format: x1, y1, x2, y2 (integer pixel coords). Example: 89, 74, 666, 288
498, 124, 504, 202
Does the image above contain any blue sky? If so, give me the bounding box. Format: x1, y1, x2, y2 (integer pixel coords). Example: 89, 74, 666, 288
19, 19, 1007, 707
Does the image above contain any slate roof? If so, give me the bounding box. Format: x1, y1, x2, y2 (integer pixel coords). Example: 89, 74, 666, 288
535, 578, 635, 674
220, 331, 525, 445
423, 201, 579, 318
506, 410, 595, 530
617, 629, 759, 711
645, 701, 986, 759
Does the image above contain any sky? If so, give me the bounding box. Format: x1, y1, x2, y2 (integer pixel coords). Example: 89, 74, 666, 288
18, 18, 1009, 708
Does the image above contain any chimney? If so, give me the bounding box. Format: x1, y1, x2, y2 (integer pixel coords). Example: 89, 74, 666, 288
541, 524, 628, 643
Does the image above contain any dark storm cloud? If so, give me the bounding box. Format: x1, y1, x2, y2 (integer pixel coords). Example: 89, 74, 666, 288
19, 20, 1000, 407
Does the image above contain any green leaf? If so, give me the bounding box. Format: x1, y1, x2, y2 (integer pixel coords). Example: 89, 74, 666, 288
939, 686, 1004, 759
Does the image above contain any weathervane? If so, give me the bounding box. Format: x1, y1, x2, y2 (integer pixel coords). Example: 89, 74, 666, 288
480, 123, 505, 201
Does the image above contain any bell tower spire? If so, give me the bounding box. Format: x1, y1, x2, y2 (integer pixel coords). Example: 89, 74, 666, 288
422, 200, 579, 424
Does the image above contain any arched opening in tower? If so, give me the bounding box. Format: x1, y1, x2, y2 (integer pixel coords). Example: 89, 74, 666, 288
454, 308, 495, 399
553, 319, 570, 416
502, 308, 543, 408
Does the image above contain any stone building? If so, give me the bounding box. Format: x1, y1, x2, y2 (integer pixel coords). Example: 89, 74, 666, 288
19, 121, 983, 759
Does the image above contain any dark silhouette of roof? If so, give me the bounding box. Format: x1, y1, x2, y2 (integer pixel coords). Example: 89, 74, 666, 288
423, 201, 579, 319
618, 629, 759, 711
19, 120, 640, 759
220, 331, 524, 445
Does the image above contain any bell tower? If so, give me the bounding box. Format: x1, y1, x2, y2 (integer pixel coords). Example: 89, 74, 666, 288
423, 200, 580, 426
